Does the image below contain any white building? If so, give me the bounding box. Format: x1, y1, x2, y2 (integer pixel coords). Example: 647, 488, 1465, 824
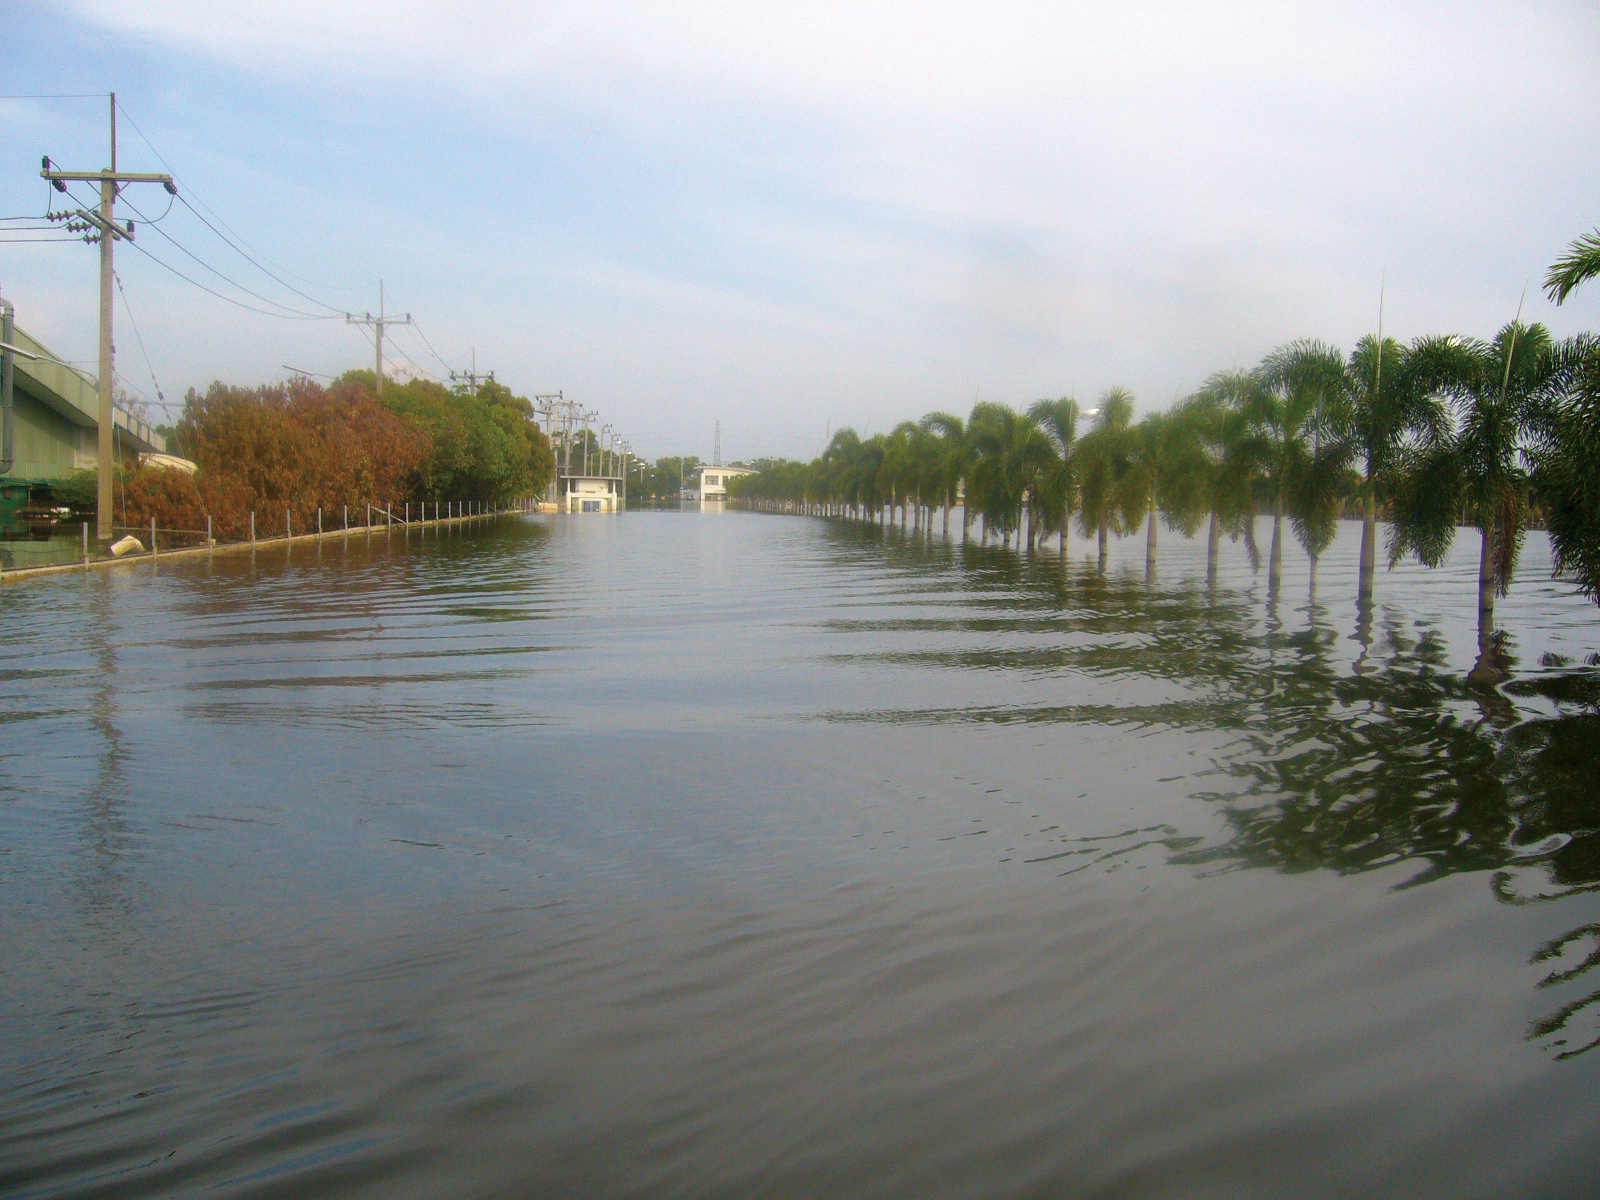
697, 464, 756, 500
562, 475, 619, 513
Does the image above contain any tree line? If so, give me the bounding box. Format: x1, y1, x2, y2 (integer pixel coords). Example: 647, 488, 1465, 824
65, 371, 555, 540
730, 232, 1600, 625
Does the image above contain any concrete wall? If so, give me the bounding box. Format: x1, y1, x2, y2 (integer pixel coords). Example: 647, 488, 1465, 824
3, 323, 164, 483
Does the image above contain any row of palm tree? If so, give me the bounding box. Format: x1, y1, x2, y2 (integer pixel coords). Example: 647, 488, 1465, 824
731, 230, 1600, 627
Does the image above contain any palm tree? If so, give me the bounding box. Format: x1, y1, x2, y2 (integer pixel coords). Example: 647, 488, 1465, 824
1126, 407, 1208, 577
967, 402, 1052, 549
1399, 322, 1569, 629
1545, 229, 1600, 305
1527, 335, 1600, 606
1345, 335, 1449, 601
1185, 374, 1269, 585
1028, 397, 1080, 557
1254, 340, 1349, 592
921, 411, 968, 537
1073, 388, 1137, 569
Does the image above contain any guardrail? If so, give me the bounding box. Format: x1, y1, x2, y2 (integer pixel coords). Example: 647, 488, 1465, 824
0, 497, 539, 584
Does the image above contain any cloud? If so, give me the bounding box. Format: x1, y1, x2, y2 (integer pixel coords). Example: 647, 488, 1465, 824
19, 1, 1600, 458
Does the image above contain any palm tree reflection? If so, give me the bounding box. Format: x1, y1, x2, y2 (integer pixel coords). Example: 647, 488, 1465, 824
825, 520, 1600, 1060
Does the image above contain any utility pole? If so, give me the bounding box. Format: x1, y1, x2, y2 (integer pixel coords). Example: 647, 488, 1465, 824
346, 280, 410, 398
450, 348, 495, 393
41, 92, 175, 541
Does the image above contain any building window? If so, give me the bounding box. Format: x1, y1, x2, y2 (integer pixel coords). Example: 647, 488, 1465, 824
582, 499, 601, 512
707, 475, 720, 486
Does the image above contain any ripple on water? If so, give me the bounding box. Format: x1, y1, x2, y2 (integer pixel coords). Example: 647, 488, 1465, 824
3, 511, 1600, 1198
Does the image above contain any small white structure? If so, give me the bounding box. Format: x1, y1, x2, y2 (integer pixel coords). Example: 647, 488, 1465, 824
139, 452, 199, 475
698, 464, 755, 500
563, 475, 619, 513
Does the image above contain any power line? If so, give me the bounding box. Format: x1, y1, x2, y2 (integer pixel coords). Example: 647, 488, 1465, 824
120, 235, 341, 321
117, 99, 351, 311
408, 318, 456, 373
113, 269, 165, 404
53, 177, 337, 323
120, 193, 333, 318
174, 194, 344, 314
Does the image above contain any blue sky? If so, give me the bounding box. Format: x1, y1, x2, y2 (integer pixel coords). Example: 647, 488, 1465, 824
2, 0, 1597, 462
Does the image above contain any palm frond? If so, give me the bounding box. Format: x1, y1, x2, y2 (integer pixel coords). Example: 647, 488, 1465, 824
1544, 229, 1600, 305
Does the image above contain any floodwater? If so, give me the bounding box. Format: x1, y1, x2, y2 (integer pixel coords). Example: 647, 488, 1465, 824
3, 509, 1599, 1199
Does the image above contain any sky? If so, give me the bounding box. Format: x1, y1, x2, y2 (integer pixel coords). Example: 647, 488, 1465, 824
1, 0, 1597, 463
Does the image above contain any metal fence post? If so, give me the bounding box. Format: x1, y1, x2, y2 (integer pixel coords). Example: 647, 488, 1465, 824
318, 507, 322, 536
82, 521, 89, 568
250, 511, 256, 544
286, 508, 291, 541
207, 514, 212, 553
151, 516, 157, 560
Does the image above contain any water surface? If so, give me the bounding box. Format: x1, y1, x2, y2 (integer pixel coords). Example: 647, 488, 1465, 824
3, 510, 1599, 1198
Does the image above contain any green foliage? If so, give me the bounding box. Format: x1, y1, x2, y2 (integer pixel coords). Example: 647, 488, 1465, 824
368, 375, 554, 504
1074, 388, 1137, 541
1401, 323, 1566, 596
53, 468, 100, 516
1545, 229, 1600, 305
720, 308, 1600, 621
1529, 338, 1600, 600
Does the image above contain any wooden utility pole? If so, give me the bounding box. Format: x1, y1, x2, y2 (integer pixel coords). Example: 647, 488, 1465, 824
346, 280, 410, 398
450, 348, 495, 393
41, 93, 175, 540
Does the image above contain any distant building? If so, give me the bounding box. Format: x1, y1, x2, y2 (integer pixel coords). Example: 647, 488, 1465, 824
697, 464, 755, 500
561, 474, 619, 513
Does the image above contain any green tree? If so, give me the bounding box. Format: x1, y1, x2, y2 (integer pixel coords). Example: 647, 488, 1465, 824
1073, 388, 1137, 568
1345, 336, 1449, 601
1127, 407, 1208, 577
1526, 335, 1600, 606
1254, 340, 1349, 592
1398, 322, 1570, 629
967, 402, 1053, 548
1027, 397, 1080, 557
920, 412, 969, 537
372, 375, 554, 504
1184, 374, 1269, 585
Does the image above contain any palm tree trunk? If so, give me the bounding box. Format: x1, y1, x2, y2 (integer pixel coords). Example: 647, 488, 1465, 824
1359, 480, 1377, 602
1145, 501, 1158, 576
1308, 552, 1318, 598
942, 503, 949, 535
1268, 497, 1283, 591
1478, 522, 1496, 628
1097, 522, 1108, 570
1206, 511, 1220, 586
1060, 503, 1069, 558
